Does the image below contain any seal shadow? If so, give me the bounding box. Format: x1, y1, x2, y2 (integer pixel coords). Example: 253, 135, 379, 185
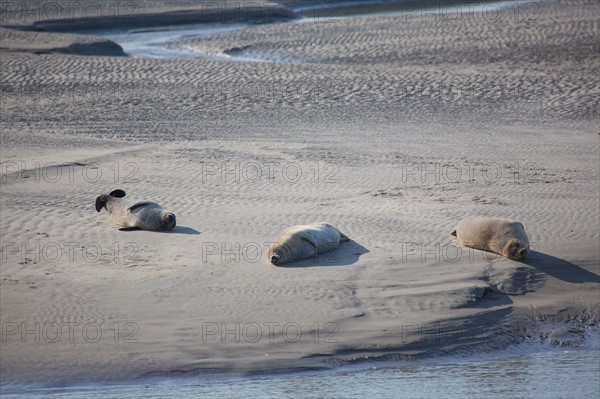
281, 240, 369, 268
118, 226, 201, 235
523, 251, 599, 284
170, 226, 201, 235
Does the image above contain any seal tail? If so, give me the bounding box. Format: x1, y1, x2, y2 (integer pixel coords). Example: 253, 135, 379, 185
95, 194, 111, 212
110, 189, 126, 198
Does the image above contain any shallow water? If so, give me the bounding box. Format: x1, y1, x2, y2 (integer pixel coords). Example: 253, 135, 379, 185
75, 0, 531, 61
3, 343, 599, 398
79, 23, 250, 60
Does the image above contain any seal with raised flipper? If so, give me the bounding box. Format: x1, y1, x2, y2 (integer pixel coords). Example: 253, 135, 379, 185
267, 222, 349, 265
95, 189, 176, 231
451, 217, 529, 261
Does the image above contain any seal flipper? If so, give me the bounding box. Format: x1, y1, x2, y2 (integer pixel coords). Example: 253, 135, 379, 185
110, 189, 126, 198
300, 237, 318, 248
297, 232, 318, 249
127, 201, 156, 212
119, 226, 141, 231
340, 232, 351, 242
450, 228, 457, 236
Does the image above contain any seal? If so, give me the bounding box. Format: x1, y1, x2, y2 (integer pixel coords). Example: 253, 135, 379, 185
451, 217, 529, 261
95, 189, 176, 231
268, 222, 349, 265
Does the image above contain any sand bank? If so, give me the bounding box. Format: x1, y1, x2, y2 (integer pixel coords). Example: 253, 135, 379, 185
0, 28, 125, 56
0, 0, 598, 387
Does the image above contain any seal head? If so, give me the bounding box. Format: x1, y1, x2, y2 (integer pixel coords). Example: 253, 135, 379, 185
159, 211, 177, 231
503, 238, 529, 261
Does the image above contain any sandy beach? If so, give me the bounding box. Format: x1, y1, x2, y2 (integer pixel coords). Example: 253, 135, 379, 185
1, 0, 598, 389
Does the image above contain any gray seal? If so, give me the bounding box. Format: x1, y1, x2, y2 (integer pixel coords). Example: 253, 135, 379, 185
95, 189, 176, 231
268, 222, 349, 265
451, 217, 529, 261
